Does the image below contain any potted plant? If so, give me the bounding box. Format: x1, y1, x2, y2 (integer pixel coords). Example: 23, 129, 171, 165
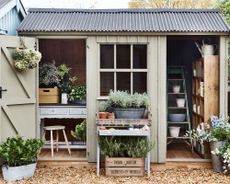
13, 48, 42, 72
187, 115, 230, 173
68, 85, 86, 105
0, 136, 44, 181
71, 120, 86, 145
56, 64, 72, 104
107, 91, 150, 119
98, 101, 110, 119
212, 143, 230, 174
39, 62, 60, 104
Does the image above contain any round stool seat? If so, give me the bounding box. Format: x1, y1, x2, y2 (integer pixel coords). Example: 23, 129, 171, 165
44, 125, 65, 131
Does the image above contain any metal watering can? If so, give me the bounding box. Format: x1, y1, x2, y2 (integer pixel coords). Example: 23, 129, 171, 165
195, 39, 217, 57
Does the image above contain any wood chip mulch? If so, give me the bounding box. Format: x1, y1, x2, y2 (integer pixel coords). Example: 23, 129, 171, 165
0, 167, 229, 184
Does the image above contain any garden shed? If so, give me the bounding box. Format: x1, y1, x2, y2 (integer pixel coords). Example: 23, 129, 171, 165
1, 8, 229, 163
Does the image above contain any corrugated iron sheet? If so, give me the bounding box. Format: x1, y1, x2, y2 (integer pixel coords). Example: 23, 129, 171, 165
17, 8, 230, 33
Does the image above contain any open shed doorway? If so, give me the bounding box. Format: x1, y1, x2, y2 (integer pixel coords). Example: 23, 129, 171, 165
166, 36, 219, 160
38, 39, 87, 160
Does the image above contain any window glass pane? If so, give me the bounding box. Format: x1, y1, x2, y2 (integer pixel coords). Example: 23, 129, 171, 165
133, 73, 147, 93
133, 45, 147, 69
100, 72, 114, 96
116, 45, 130, 69
100, 45, 114, 68
117, 72, 130, 92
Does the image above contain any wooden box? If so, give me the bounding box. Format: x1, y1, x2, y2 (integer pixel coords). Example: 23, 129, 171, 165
39, 87, 60, 104
105, 157, 145, 176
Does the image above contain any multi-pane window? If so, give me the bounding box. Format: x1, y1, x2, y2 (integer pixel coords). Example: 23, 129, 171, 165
100, 44, 147, 96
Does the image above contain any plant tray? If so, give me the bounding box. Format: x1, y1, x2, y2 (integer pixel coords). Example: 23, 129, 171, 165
39, 87, 60, 104
105, 157, 145, 176
96, 118, 151, 127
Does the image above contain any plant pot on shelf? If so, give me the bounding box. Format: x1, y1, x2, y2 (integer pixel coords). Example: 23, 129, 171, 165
173, 85, 180, 93
39, 87, 59, 104
99, 112, 108, 119
176, 98, 185, 107
69, 99, 86, 105
61, 93, 68, 104
114, 108, 145, 119
169, 126, 180, 137
210, 141, 228, 173
2, 162, 37, 182
168, 113, 186, 122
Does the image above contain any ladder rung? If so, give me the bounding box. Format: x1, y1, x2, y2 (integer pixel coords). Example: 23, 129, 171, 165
168, 121, 189, 124
167, 137, 191, 139
168, 107, 186, 109
168, 93, 185, 95
168, 79, 183, 81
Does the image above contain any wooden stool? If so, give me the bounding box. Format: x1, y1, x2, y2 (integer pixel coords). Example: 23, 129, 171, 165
43, 125, 71, 157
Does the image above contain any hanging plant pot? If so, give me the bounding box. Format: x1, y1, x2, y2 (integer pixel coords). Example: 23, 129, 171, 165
114, 108, 145, 119
13, 48, 42, 72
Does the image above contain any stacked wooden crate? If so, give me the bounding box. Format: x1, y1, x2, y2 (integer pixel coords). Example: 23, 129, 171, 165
39, 87, 60, 104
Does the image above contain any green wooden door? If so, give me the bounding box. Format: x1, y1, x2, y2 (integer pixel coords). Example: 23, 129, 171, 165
0, 36, 37, 142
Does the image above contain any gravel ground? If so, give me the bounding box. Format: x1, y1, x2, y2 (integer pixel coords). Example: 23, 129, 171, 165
0, 167, 230, 184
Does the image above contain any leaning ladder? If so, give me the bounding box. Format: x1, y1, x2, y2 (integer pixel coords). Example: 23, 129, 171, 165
167, 66, 193, 151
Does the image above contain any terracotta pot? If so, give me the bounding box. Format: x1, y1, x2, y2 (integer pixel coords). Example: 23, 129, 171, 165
99, 112, 108, 119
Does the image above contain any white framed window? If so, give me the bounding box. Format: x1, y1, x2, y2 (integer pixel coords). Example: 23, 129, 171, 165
100, 44, 147, 96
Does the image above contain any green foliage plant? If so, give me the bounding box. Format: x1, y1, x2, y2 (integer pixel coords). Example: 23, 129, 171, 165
0, 136, 44, 167
56, 64, 71, 79
68, 85, 86, 102
99, 136, 154, 158
108, 90, 150, 109
71, 120, 86, 141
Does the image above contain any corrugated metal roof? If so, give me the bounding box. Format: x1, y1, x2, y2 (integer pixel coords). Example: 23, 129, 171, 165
17, 8, 230, 33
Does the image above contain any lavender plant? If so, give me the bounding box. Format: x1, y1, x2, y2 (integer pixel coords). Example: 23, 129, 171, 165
39, 62, 60, 87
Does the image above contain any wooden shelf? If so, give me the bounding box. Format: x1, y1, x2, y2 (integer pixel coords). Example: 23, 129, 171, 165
192, 56, 219, 159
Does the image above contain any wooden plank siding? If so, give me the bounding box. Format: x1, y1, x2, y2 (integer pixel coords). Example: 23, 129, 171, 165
39, 39, 86, 85
219, 36, 229, 115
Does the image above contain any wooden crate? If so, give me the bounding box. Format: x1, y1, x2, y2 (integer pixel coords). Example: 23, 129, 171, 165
105, 157, 145, 176
39, 87, 60, 104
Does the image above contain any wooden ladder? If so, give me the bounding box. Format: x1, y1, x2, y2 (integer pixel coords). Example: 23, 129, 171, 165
167, 66, 193, 151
